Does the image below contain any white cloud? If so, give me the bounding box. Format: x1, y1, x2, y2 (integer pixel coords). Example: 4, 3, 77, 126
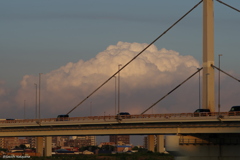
2, 41, 240, 118
12, 41, 203, 118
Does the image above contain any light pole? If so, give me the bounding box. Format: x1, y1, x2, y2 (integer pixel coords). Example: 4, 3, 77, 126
24, 100, 26, 119
39, 73, 43, 120
118, 64, 122, 115
206, 73, 210, 109
197, 68, 201, 109
34, 83, 37, 119
114, 76, 117, 115
218, 54, 223, 115
90, 101, 92, 116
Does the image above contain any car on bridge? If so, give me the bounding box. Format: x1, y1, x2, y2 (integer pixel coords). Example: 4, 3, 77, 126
193, 109, 210, 117
229, 106, 240, 116
56, 114, 69, 121
116, 112, 131, 119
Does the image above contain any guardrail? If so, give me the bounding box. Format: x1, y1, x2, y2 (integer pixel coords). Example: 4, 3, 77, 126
0, 111, 240, 125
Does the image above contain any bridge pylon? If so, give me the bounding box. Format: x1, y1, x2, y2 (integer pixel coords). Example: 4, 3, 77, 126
202, 0, 215, 111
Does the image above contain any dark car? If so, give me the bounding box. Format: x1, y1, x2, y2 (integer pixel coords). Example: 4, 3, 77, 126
56, 114, 69, 121
5, 118, 15, 123
116, 112, 131, 119
229, 106, 240, 116
194, 109, 210, 117
55, 149, 74, 154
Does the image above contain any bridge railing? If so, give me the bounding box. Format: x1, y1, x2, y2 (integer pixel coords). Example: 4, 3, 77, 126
0, 111, 240, 124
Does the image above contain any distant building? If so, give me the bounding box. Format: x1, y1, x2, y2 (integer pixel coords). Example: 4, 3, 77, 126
26, 137, 36, 148
52, 136, 96, 148
144, 136, 148, 149
52, 136, 69, 147
98, 142, 115, 148
115, 145, 132, 152
67, 136, 96, 147
109, 135, 130, 145
0, 137, 20, 149
143, 135, 157, 149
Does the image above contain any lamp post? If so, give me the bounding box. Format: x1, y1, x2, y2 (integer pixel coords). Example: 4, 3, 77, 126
24, 100, 26, 119
114, 76, 117, 115
206, 73, 210, 109
118, 64, 122, 115
34, 83, 37, 119
90, 101, 92, 117
197, 68, 201, 109
39, 73, 43, 120
218, 54, 223, 115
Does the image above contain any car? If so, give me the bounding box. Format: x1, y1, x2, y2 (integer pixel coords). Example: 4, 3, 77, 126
56, 114, 69, 121
5, 119, 15, 123
116, 112, 131, 119
55, 149, 74, 154
229, 106, 240, 116
194, 109, 210, 117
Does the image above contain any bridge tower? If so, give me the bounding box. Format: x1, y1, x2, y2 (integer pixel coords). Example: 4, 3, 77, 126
165, 1, 240, 160
202, 0, 215, 111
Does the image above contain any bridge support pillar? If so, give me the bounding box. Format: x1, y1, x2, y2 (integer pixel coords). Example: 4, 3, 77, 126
36, 137, 43, 156
44, 136, 52, 157
147, 135, 155, 152
165, 134, 240, 160
157, 135, 165, 153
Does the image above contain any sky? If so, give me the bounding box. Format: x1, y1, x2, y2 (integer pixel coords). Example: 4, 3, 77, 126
0, 0, 239, 145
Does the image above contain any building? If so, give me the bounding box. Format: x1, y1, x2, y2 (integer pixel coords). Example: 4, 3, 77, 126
26, 137, 36, 148
52, 136, 96, 148
144, 135, 157, 149
109, 135, 130, 145
0, 137, 20, 149
52, 136, 69, 147
68, 136, 96, 147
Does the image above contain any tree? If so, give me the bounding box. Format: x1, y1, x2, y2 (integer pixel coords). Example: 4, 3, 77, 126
132, 146, 139, 150
19, 144, 27, 149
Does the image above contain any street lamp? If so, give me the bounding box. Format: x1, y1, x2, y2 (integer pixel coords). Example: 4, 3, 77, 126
114, 76, 117, 115
118, 64, 122, 115
206, 73, 210, 109
34, 83, 37, 119
218, 54, 223, 115
39, 73, 43, 120
90, 101, 92, 116
24, 100, 26, 119
197, 68, 201, 109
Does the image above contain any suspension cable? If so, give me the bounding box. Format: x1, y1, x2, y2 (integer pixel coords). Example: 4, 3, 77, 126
66, 0, 203, 115
216, 0, 240, 12
211, 64, 240, 82
141, 68, 203, 115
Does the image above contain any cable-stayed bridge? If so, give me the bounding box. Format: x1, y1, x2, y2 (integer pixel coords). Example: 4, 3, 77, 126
0, 112, 240, 137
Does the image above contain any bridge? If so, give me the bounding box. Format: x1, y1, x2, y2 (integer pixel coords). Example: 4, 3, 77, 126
1, 112, 240, 137
1, 112, 240, 158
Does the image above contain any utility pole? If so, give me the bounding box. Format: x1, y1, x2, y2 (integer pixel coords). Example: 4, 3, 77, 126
39, 73, 43, 120
118, 64, 122, 114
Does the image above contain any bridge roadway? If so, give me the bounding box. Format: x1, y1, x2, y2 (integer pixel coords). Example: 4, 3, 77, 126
0, 112, 240, 137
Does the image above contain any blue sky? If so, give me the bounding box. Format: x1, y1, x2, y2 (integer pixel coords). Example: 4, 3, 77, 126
0, 0, 239, 146
1, 0, 239, 88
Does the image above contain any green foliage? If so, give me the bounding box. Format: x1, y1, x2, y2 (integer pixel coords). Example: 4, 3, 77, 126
0, 147, 7, 152
19, 144, 27, 149
132, 146, 139, 150
79, 145, 100, 152
15, 152, 173, 160
101, 145, 115, 151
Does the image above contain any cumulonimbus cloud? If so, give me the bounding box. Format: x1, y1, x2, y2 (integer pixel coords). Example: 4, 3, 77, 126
13, 41, 202, 117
